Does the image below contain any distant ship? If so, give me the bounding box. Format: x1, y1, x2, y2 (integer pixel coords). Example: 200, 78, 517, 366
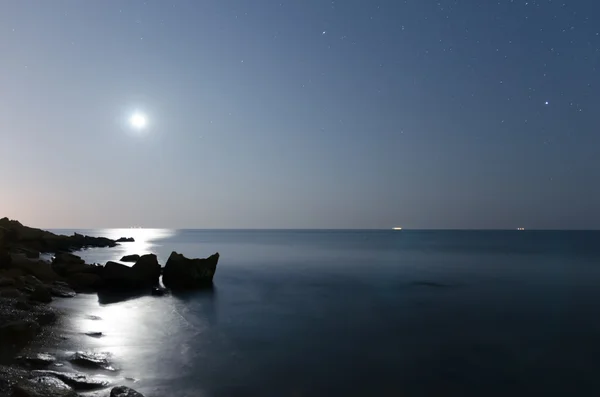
517, 227, 525, 231
393, 227, 403, 230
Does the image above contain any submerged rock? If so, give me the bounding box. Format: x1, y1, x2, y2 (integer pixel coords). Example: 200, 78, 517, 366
31, 370, 110, 390
84, 331, 103, 338
70, 351, 115, 371
110, 386, 145, 397
116, 237, 135, 243
13, 376, 77, 397
163, 251, 220, 289
120, 254, 140, 262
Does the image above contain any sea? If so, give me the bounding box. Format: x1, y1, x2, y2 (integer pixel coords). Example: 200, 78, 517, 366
46, 229, 600, 397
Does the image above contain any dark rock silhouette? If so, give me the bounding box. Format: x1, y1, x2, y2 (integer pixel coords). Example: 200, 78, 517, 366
111, 386, 145, 397
115, 237, 135, 243
0, 217, 117, 254
163, 251, 220, 289
131, 254, 160, 285
120, 254, 140, 262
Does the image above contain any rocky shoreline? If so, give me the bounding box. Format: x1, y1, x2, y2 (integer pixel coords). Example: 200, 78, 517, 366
0, 217, 219, 396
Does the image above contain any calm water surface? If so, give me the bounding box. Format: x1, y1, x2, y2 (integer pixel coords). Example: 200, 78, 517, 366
48, 230, 600, 396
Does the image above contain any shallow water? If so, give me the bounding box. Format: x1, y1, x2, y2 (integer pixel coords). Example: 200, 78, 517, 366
49, 229, 600, 396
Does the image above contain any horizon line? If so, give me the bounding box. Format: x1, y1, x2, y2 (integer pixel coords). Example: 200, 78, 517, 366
43, 227, 600, 232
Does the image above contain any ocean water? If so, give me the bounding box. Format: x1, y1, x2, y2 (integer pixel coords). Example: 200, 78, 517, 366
47, 229, 600, 396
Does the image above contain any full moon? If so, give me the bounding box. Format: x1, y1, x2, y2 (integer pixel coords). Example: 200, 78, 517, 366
129, 112, 147, 130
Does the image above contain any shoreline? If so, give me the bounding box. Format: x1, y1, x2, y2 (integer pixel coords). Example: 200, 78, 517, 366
1, 217, 219, 396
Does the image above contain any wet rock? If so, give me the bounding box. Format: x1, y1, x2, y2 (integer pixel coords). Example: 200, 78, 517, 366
131, 254, 160, 285
13, 376, 77, 397
86, 315, 102, 321
16, 353, 57, 368
119, 254, 140, 262
110, 386, 145, 397
116, 237, 135, 243
50, 282, 76, 298
70, 351, 115, 371
31, 370, 110, 390
84, 331, 103, 338
163, 251, 220, 289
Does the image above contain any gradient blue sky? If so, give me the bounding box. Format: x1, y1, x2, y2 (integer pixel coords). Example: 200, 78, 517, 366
1, 1, 599, 229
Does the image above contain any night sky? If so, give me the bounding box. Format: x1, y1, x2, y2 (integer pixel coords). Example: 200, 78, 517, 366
1, 1, 599, 229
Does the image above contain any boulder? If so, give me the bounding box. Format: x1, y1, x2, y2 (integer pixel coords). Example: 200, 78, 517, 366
52, 253, 101, 277
102, 261, 140, 288
120, 254, 140, 262
102, 255, 160, 289
70, 351, 115, 371
13, 376, 77, 397
131, 254, 160, 285
116, 237, 135, 243
163, 252, 220, 289
11, 254, 60, 282
16, 353, 57, 368
30, 370, 110, 391
0, 275, 15, 287
111, 386, 145, 397
66, 273, 103, 291
29, 285, 52, 303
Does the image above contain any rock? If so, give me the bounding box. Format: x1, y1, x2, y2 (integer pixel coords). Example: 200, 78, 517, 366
0, 276, 15, 287
50, 282, 76, 298
163, 251, 220, 289
70, 351, 115, 371
10, 254, 60, 282
0, 319, 40, 346
84, 331, 103, 338
30, 370, 110, 390
102, 261, 140, 288
0, 288, 23, 298
132, 254, 160, 285
13, 376, 77, 397
119, 254, 140, 262
52, 253, 101, 277
29, 285, 52, 303
0, 217, 118, 253
0, 248, 11, 269
66, 273, 103, 291
116, 237, 135, 243
110, 386, 145, 397
102, 255, 160, 288
16, 354, 56, 368
3, 267, 25, 279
